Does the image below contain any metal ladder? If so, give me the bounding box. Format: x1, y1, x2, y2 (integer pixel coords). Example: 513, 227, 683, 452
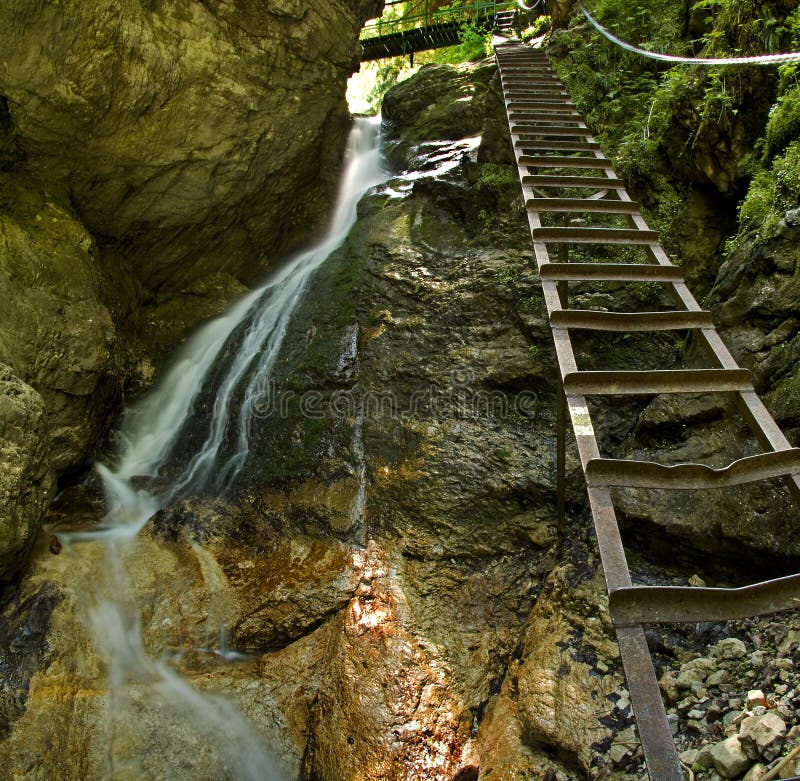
494, 39, 800, 781
494, 8, 517, 30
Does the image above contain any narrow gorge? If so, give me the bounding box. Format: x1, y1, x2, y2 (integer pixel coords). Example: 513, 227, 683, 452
0, 1, 799, 780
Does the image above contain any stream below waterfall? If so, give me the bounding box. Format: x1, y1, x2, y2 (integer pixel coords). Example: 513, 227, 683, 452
53, 115, 389, 780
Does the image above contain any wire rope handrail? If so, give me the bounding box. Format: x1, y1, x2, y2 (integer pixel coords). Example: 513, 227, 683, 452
580, 3, 800, 65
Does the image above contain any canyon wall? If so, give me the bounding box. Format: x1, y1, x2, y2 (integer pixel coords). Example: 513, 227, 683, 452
0, 0, 382, 576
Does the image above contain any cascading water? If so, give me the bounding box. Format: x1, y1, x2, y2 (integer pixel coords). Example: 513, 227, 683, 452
62, 116, 389, 778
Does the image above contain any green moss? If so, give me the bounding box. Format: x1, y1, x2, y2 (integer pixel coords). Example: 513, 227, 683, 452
738, 140, 800, 243
520, 15, 551, 42
764, 81, 800, 161
476, 163, 517, 190
767, 368, 800, 427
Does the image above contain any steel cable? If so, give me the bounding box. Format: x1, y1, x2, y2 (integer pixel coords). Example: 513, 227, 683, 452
580, 3, 800, 65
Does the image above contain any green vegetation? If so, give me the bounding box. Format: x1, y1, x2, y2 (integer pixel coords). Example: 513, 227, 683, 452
520, 15, 551, 42
726, 6, 800, 248
432, 18, 493, 63
737, 140, 800, 241
546, 0, 800, 274
350, 0, 506, 113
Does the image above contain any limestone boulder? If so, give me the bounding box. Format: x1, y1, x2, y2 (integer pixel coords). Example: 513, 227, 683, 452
0, 363, 54, 580
382, 60, 499, 169
0, 175, 115, 472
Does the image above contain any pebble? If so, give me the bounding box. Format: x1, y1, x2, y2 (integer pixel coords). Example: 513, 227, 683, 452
707, 702, 723, 722
639, 618, 800, 778
667, 713, 679, 736
716, 638, 747, 661
677, 660, 713, 690
743, 764, 768, 781
680, 748, 699, 765
722, 710, 743, 727
739, 711, 786, 762
710, 735, 753, 778
784, 207, 800, 227
746, 690, 768, 709
696, 743, 716, 769
707, 669, 731, 687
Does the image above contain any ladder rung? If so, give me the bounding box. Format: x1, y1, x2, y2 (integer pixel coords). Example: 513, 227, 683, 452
523, 140, 601, 152
508, 100, 575, 109
505, 86, 566, 93
539, 262, 683, 282
526, 197, 639, 212
503, 69, 557, 76
586, 448, 800, 489
512, 114, 581, 124
550, 309, 714, 332
524, 175, 623, 189
503, 78, 561, 86
562, 368, 752, 396
500, 64, 552, 70
608, 574, 800, 627
514, 127, 591, 138
510, 109, 579, 118
507, 92, 568, 99
531, 226, 654, 242
520, 156, 613, 169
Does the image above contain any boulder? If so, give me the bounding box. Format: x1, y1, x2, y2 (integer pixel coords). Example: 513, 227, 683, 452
0, 363, 55, 580
382, 60, 498, 170
0, 175, 115, 472
739, 711, 786, 762
710, 736, 753, 779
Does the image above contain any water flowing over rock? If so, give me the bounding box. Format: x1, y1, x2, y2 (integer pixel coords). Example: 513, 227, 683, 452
0, 0, 383, 475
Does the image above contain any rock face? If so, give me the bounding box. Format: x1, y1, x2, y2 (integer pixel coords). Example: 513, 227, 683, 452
0, 175, 115, 472
0, 0, 382, 475
0, 364, 54, 580
0, 0, 380, 293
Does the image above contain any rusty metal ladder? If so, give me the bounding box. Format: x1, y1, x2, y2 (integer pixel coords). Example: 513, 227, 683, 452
495, 39, 800, 781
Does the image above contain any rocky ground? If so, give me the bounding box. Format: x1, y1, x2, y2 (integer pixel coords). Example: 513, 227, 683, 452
0, 46, 798, 781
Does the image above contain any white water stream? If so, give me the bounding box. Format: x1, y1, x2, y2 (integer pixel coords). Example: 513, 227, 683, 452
62, 116, 389, 778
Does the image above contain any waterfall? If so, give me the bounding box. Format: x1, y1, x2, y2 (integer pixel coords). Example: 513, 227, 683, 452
89, 115, 387, 535
62, 116, 389, 778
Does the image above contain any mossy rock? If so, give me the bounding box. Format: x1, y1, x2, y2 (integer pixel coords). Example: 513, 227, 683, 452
382, 60, 496, 170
